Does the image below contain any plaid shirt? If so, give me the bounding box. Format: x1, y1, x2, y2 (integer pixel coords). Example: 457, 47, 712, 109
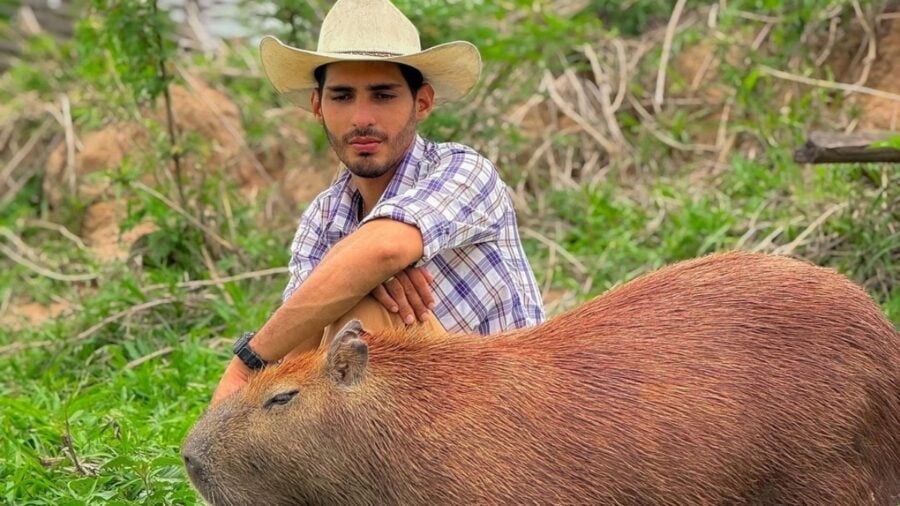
282, 134, 545, 335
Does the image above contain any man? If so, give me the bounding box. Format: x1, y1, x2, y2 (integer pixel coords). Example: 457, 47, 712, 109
212, 0, 544, 404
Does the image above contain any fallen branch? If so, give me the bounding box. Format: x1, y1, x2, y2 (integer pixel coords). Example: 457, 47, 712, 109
794, 131, 900, 164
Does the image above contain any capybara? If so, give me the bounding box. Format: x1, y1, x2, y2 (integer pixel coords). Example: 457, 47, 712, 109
183, 251, 900, 505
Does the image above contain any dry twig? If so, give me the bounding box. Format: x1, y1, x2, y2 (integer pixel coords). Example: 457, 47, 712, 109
0, 118, 52, 186
0, 295, 215, 356
41, 95, 79, 195
0, 242, 97, 283
0, 227, 42, 263
22, 219, 88, 250
736, 10, 782, 23
133, 181, 241, 255
581, 44, 629, 149
0, 288, 10, 319
521, 227, 588, 275
142, 266, 289, 292
62, 423, 94, 477
125, 346, 175, 369
542, 72, 619, 155
814, 16, 840, 67
610, 39, 629, 112
70, 297, 182, 344
757, 65, 900, 103
654, 0, 688, 112
773, 203, 849, 256
201, 245, 234, 305
850, 0, 877, 90
627, 95, 718, 153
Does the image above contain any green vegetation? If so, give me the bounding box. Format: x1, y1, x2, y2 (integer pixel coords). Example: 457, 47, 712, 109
1, 0, 897, 503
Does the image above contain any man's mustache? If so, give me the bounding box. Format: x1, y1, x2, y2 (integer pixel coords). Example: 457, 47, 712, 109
342, 128, 388, 143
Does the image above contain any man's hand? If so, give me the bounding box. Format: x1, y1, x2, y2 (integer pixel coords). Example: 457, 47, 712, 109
210, 357, 252, 407
372, 266, 436, 324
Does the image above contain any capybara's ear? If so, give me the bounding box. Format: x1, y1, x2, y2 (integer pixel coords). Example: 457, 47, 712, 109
330, 319, 364, 349
326, 327, 368, 386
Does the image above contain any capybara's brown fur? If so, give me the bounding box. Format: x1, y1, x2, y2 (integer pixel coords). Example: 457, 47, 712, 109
183, 251, 900, 505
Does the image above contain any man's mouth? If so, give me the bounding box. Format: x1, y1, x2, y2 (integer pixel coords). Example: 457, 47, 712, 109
349, 137, 382, 154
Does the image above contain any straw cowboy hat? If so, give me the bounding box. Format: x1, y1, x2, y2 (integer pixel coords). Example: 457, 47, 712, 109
259, 0, 482, 111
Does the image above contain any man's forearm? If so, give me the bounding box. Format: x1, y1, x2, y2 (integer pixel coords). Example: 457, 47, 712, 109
249, 219, 424, 361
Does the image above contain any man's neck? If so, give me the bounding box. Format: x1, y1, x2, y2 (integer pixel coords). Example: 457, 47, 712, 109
352, 136, 418, 217
353, 168, 397, 217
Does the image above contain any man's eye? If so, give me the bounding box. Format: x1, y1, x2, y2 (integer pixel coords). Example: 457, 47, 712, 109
375, 93, 395, 101
331, 95, 351, 102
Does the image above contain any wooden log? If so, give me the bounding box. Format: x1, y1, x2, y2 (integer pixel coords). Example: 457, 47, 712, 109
794, 130, 900, 164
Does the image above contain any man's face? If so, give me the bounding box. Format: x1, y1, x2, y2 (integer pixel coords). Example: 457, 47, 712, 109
312, 61, 434, 179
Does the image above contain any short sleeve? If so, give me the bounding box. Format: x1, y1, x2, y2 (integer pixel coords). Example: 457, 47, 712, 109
359, 148, 507, 264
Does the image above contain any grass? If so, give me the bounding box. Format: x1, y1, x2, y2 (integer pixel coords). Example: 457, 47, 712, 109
1, 0, 898, 503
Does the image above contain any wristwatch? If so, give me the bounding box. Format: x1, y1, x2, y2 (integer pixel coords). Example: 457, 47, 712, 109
233, 331, 269, 371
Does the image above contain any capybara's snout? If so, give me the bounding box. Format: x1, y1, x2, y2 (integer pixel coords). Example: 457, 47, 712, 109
181, 430, 209, 488
181, 445, 205, 485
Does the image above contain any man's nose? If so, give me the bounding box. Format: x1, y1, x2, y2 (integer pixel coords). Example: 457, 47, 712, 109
352, 101, 376, 128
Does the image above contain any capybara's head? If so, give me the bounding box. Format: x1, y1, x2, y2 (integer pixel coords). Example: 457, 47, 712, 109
182, 320, 375, 505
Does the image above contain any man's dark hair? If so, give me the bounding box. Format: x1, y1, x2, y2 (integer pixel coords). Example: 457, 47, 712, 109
314, 62, 425, 98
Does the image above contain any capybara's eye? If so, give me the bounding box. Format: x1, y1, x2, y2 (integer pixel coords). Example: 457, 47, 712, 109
263, 390, 299, 409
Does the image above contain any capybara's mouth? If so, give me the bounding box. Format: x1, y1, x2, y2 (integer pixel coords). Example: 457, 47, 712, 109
182, 461, 233, 506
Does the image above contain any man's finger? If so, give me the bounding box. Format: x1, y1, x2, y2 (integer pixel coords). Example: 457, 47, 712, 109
406, 267, 435, 310
396, 271, 429, 323
385, 277, 415, 325
372, 284, 399, 313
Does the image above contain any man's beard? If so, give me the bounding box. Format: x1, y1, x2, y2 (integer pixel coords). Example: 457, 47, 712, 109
324, 109, 418, 179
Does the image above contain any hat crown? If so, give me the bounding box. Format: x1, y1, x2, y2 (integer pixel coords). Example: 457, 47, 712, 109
317, 0, 421, 55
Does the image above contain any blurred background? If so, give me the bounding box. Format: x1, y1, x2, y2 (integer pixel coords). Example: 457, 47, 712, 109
1, 0, 897, 502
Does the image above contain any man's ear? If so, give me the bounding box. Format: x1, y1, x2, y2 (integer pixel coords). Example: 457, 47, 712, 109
326, 319, 369, 386
415, 83, 435, 121
311, 89, 323, 120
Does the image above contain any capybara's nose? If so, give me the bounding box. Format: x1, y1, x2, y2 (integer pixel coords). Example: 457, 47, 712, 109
183, 451, 205, 483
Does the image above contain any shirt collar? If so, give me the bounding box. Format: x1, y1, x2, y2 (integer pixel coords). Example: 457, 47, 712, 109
379, 133, 427, 201
331, 134, 428, 232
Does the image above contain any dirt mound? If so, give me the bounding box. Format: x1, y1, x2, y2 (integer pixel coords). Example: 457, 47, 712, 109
858, 17, 900, 130
41, 77, 334, 262
0, 299, 74, 332
43, 78, 259, 208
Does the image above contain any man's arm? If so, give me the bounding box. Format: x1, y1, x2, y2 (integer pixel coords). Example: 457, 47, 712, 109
211, 218, 424, 404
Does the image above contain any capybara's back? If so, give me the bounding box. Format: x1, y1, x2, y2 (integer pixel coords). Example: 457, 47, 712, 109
183, 251, 900, 505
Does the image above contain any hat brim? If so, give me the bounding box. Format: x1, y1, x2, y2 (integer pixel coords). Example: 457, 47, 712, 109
259, 35, 482, 112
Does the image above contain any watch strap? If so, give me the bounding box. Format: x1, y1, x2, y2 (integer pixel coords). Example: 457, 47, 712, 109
233, 331, 268, 371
